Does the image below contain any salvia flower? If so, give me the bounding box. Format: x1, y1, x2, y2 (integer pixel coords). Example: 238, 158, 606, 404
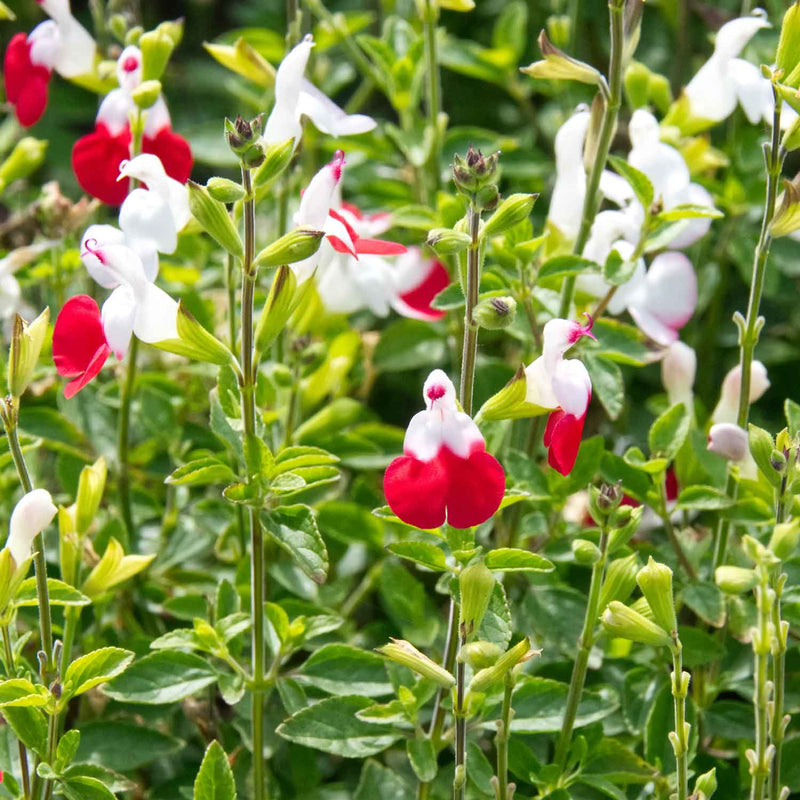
661, 341, 696, 409
383, 370, 505, 529
72, 46, 192, 205
708, 422, 749, 462
6, 489, 57, 566
3, 0, 96, 127
263, 35, 376, 147
525, 316, 594, 475
711, 361, 770, 424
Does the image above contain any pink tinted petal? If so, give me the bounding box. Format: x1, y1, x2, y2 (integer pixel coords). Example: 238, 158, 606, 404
396, 260, 449, 321
544, 410, 585, 476
64, 345, 110, 399
355, 238, 407, 256
441, 447, 506, 529
328, 235, 356, 255
384, 454, 448, 529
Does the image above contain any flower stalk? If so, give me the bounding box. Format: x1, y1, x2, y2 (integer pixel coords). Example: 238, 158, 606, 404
460, 203, 481, 416
453, 629, 468, 800
422, 0, 442, 197
493, 674, 516, 800
1, 624, 30, 799
670, 636, 690, 800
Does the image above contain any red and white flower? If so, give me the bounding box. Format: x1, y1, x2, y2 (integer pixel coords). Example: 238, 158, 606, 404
383, 370, 505, 529
3, 0, 96, 127
525, 317, 594, 475
71, 46, 192, 205
263, 35, 376, 146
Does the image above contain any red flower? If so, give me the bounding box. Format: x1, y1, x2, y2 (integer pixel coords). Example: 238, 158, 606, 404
384, 370, 505, 529
543, 409, 587, 476
53, 295, 111, 398
4, 33, 51, 127
395, 256, 448, 321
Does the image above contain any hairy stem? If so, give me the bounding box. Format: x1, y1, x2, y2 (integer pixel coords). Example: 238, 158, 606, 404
2, 625, 30, 799
117, 336, 139, 546
553, 526, 609, 768
671, 639, 690, 800
494, 677, 515, 799
658, 474, 697, 581
750, 568, 773, 800
453, 631, 467, 800
460, 204, 481, 416
557, 0, 625, 319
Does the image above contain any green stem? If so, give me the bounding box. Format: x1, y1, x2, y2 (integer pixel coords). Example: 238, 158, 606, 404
226, 252, 237, 352
41, 711, 58, 800
423, 0, 442, 198
769, 573, 787, 800
117, 336, 139, 547
750, 568, 773, 800
553, 526, 609, 768
671, 639, 689, 800
453, 631, 467, 800
557, 0, 625, 319
460, 204, 481, 416
240, 167, 267, 800
2, 625, 30, 800
494, 677, 514, 799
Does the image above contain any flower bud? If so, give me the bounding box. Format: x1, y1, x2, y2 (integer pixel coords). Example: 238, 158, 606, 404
649, 73, 672, 114
521, 30, 603, 87
75, 457, 107, 536
131, 79, 162, 110
376, 639, 455, 688
715, 565, 757, 595
125, 25, 143, 46
8, 308, 49, 399
661, 341, 696, 409
427, 227, 472, 256
624, 61, 650, 108
6, 489, 57, 567
0, 138, 48, 191
708, 423, 748, 462
157, 18, 184, 47
152, 301, 234, 365
770, 519, 800, 561
225, 115, 266, 167
607, 505, 642, 553
770, 449, 787, 473
477, 366, 541, 422
713, 362, 769, 424
481, 193, 537, 239
601, 600, 672, 649
598, 554, 639, 609
255, 265, 297, 352
188, 181, 244, 258
468, 637, 536, 693
742, 534, 778, 566
777, 3, 800, 87
253, 138, 295, 188
459, 560, 495, 637
636, 557, 677, 634
474, 297, 517, 330
458, 641, 503, 671
253, 227, 325, 271
452, 147, 498, 198
545, 14, 571, 48
474, 184, 500, 211
694, 767, 718, 800
108, 13, 128, 43
206, 177, 245, 204
139, 27, 176, 82
572, 538, 600, 565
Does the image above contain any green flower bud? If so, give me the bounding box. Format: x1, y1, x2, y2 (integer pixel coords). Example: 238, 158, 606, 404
588, 482, 623, 525
8, 308, 49, 399
474, 184, 499, 212
151, 300, 235, 365
601, 600, 672, 649
481, 193, 537, 239
694, 767, 718, 800
458, 640, 503, 671
452, 146, 499, 199
108, 13, 128, 43
0, 137, 47, 191
545, 14, 571, 49
521, 30, 603, 87
376, 639, 455, 688
598, 554, 639, 609
715, 565, 757, 595
474, 296, 517, 330
157, 18, 184, 47
648, 73, 673, 114
253, 227, 325, 271
742, 534, 778, 566
139, 28, 176, 82
459, 560, 495, 637
255, 265, 297, 352
188, 181, 244, 257
468, 637, 535, 694
607, 505, 642, 553
769, 519, 800, 561
624, 61, 650, 108
777, 3, 800, 87
636, 557, 677, 634
253, 138, 295, 188
125, 25, 143, 46
131, 79, 162, 110
427, 227, 472, 256
206, 177, 245, 204
572, 538, 600, 565
75, 457, 107, 536
476, 365, 543, 422
225, 114, 267, 167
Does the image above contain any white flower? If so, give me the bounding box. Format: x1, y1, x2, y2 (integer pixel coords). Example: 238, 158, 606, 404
6, 489, 57, 566
546, 107, 590, 241
712, 361, 770, 424
661, 341, 696, 409
708, 423, 749, 462
27, 0, 96, 79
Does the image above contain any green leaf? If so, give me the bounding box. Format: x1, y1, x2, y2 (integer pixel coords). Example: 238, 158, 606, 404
655, 203, 723, 222
373, 320, 447, 372
386, 542, 448, 572
538, 255, 598, 281
0, 679, 48, 708
749, 424, 781, 486
263, 505, 329, 584
603, 247, 638, 286
585, 355, 625, 420
103, 650, 217, 704
504, 676, 618, 733
2, 706, 47, 756
15, 578, 91, 608
678, 626, 725, 668
272, 446, 339, 475
484, 548, 554, 573
75, 721, 183, 771
676, 485, 734, 510
680, 582, 726, 628
56, 729, 81, 772
354, 760, 411, 800
648, 403, 689, 461
63, 648, 134, 700
61, 776, 117, 800
407, 737, 437, 782
276, 695, 402, 757
467, 740, 495, 794
583, 737, 656, 783
194, 740, 236, 800
319, 501, 383, 547
379, 561, 439, 647
296, 644, 392, 697
786, 398, 800, 436
166, 457, 235, 487
607, 155, 654, 209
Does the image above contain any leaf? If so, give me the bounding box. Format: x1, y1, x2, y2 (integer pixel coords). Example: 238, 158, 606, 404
655, 203, 723, 222
2, 706, 47, 756
503, 676, 619, 733
749, 424, 781, 486
296, 644, 392, 697
166, 457, 235, 486
538, 255, 598, 280
407, 737, 437, 782
373, 320, 447, 372
678, 626, 725, 668
61, 776, 117, 800
607, 155, 654, 209
103, 650, 217, 704
782, 737, 800, 792
15, 578, 91, 608
484, 548, 554, 572
318, 501, 383, 547
602, 247, 639, 286
272, 446, 339, 475
467, 739, 495, 794
648, 403, 690, 461
386, 542, 448, 572
786, 398, 800, 436
676, 485, 734, 510
584, 355, 625, 421
379, 561, 439, 647
0, 679, 48, 708
75, 721, 183, 771
354, 760, 410, 800
680, 582, 726, 628
276, 695, 402, 757
63, 647, 134, 700
583, 737, 657, 783
194, 740, 236, 800
263, 505, 329, 584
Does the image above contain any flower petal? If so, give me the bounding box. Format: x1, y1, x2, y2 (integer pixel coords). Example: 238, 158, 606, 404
132, 283, 179, 343
53, 295, 110, 396
384, 455, 448, 529
119, 188, 177, 254
4, 33, 51, 127
544, 410, 586, 475
551, 358, 592, 417
142, 127, 193, 185
72, 123, 132, 205
441, 447, 506, 529
297, 79, 377, 136
392, 255, 448, 321
101, 286, 136, 358
81, 225, 126, 288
